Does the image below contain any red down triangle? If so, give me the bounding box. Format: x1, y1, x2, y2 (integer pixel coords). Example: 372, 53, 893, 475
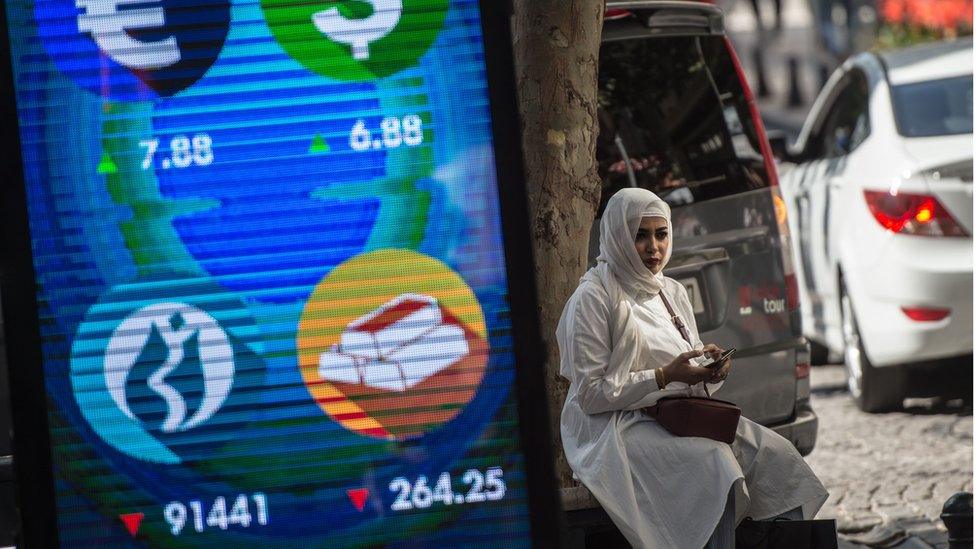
119, 512, 144, 537
346, 488, 369, 511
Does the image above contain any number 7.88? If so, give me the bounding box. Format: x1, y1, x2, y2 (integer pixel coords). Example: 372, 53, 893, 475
139, 134, 214, 170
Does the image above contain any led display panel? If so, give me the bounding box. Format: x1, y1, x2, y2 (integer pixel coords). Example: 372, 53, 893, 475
0, 0, 554, 545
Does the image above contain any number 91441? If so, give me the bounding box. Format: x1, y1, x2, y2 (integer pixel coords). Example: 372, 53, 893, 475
163, 493, 268, 536
389, 467, 506, 512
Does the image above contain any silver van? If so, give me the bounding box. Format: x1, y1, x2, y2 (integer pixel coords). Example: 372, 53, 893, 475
593, 1, 816, 453
564, 5, 819, 541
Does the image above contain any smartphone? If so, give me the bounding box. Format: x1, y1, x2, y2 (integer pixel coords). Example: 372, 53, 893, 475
705, 348, 736, 369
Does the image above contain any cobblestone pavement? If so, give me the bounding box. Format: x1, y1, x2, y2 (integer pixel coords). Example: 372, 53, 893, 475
805, 365, 973, 547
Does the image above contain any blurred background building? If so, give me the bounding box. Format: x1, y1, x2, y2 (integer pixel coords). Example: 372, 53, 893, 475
722, 0, 973, 137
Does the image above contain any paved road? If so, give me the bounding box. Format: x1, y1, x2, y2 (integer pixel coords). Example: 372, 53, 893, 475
806, 365, 972, 548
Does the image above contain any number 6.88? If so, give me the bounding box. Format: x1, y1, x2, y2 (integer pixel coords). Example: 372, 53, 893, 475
379, 115, 423, 149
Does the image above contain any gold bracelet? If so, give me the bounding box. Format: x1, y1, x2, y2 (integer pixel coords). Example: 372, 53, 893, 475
654, 367, 667, 389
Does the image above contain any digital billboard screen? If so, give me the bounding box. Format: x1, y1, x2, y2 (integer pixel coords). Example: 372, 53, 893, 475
0, 0, 555, 545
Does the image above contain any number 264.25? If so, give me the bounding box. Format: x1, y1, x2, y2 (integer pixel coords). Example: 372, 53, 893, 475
389, 467, 506, 511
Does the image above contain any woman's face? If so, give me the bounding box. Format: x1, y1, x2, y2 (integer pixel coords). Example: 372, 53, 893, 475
634, 216, 669, 274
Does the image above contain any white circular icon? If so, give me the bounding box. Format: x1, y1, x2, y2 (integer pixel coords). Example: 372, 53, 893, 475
104, 302, 233, 433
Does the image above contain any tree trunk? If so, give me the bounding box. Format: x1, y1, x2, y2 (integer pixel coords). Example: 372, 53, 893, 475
512, 1, 604, 491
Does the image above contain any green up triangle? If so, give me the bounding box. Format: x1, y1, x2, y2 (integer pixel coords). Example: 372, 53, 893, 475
97, 153, 118, 174
309, 134, 329, 154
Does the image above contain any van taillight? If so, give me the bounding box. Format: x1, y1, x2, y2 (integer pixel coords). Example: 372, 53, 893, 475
785, 273, 799, 311
863, 190, 969, 237
795, 343, 810, 379
604, 8, 633, 19
723, 37, 800, 313
771, 187, 800, 312
723, 36, 779, 187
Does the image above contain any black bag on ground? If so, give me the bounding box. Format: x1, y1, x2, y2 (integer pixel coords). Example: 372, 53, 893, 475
735, 517, 839, 549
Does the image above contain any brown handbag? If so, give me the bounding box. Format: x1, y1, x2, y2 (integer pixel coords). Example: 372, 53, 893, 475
644, 396, 742, 444
644, 292, 741, 444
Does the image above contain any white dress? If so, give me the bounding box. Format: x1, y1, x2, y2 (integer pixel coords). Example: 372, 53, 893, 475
557, 268, 828, 549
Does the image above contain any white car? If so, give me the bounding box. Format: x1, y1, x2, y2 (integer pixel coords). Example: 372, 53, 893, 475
776, 38, 973, 412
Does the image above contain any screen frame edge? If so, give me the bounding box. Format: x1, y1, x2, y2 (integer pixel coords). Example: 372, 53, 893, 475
478, 1, 565, 546
0, 2, 62, 547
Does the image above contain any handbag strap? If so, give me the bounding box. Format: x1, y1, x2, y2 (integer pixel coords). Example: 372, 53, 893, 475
659, 291, 711, 397
659, 292, 692, 345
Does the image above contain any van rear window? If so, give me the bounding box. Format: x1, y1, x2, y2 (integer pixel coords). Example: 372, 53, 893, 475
597, 35, 770, 213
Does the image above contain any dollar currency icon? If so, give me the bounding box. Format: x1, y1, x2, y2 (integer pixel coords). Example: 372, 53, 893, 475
312, 0, 401, 60
262, 0, 448, 81
76, 0, 180, 70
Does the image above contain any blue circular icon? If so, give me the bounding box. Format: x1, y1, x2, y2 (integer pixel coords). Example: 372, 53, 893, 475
36, 0, 231, 100
70, 278, 264, 463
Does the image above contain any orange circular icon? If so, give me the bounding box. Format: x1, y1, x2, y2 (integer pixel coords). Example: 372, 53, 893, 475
297, 249, 488, 440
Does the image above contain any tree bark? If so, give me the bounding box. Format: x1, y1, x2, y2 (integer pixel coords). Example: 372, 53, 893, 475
512, 0, 604, 490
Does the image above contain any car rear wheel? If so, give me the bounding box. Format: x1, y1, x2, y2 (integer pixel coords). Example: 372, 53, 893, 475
840, 280, 905, 412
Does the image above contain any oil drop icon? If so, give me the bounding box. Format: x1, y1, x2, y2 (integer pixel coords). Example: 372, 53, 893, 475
105, 302, 234, 434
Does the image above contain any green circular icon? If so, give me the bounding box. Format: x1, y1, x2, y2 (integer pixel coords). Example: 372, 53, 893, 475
262, 0, 449, 81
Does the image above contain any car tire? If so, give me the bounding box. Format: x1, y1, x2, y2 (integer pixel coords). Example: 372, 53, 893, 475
840, 279, 904, 413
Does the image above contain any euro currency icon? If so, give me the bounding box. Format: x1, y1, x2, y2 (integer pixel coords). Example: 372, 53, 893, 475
41, 0, 228, 98
312, 0, 402, 60
76, 0, 180, 70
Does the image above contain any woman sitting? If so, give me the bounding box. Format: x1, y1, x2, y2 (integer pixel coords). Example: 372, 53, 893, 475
556, 188, 828, 548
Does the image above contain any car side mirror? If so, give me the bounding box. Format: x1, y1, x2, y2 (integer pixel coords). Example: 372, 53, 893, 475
767, 130, 795, 162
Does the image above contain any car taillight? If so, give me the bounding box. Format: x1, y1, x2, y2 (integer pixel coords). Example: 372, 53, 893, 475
863, 190, 969, 237
901, 307, 951, 322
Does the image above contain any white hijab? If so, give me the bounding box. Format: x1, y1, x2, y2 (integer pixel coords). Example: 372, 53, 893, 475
594, 188, 672, 299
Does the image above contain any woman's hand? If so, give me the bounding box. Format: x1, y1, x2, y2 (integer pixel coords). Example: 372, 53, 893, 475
702, 343, 723, 362
709, 357, 732, 383
702, 342, 732, 383
661, 350, 713, 386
